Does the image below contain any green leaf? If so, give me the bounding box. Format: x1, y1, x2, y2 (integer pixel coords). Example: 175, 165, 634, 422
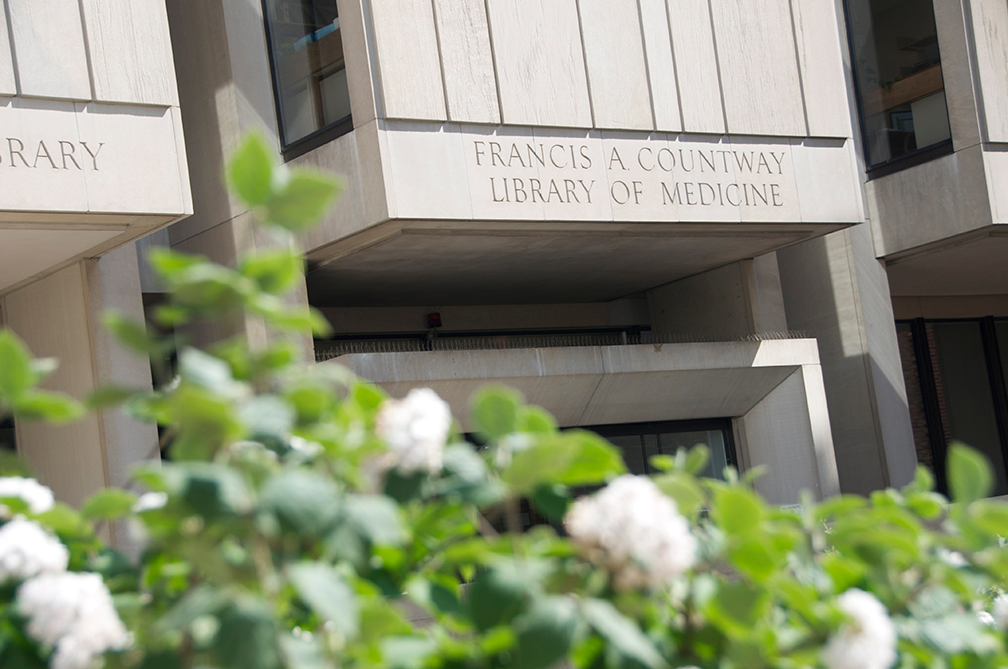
345, 494, 406, 545
286, 381, 336, 424
947, 443, 994, 504
265, 171, 341, 233
906, 491, 945, 520
138, 650, 184, 669
530, 484, 570, 523
653, 472, 705, 517
34, 504, 93, 540
103, 311, 164, 357
711, 486, 763, 536
815, 494, 867, 521
920, 613, 998, 655
0, 451, 34, 477
253, 297, 333, 336
12, 390, 85, 423
85, 385, 141, 409
467, 563, 534, 631
169, 264, 254, 313
729, 536, 780, 582
179, 348, 245, 398
406, 575, 463, 617
471, 386, 523, 440
903, 465, 936, 495
214, 599, 282, 669
147, 247, 204, 281
287, 562, 359, 637
351, 381, 385, 411
160, 462, 252, 516
382, 637, 437, 669
238, 249, 304, 295
969, 500, 1008, 536
441, 443, 488, 484
512, 597, 578, 669
228, 134, 275, 206
260, 469, 341, 536
167, 388, 244, 460
0, 330, 34, 398
703, 580, 769, 639
683, 444, 710, 476
81, 488, 138, 520
155, 585, 231, 634
517, 406, 557, 434
238, 395, 295, 448
821, 553, 865, 593
581, 599, 667, 669
503, 432, 625, 494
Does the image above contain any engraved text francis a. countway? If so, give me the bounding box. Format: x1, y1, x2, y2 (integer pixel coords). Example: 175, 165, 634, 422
470, 137, 789, 210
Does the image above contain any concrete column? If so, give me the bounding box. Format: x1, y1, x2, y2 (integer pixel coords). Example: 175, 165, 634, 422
0, 245, 160, 549
161, 0, 314, 360
648, 253, 787, 340
776, 226, 917, 494
735, 363, 840, 505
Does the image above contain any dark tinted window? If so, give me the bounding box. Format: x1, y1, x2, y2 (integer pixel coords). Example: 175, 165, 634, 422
263, 0, 352, 150
846, 0, 951, 169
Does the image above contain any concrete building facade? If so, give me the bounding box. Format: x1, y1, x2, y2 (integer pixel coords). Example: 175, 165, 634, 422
0, 0, 997, 522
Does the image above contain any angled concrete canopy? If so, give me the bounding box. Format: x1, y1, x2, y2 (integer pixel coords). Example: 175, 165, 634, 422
324, 338, 840, 503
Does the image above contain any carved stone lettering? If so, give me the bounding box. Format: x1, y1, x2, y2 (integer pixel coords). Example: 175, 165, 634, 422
469, 134, 790, 213
3, 137, 104, 170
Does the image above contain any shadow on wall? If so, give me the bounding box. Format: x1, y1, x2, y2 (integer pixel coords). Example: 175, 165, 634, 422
777, 229, 912, 495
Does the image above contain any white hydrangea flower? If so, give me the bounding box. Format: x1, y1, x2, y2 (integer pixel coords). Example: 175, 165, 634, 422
822, 589, 897, 669
564, 475, 696, 590
0, 518, 69, 583
132, 492, 168, 513
18, 572, 131, 669
0, 477, 55, 514
993, 594, 1008, 629
375, 388, 452, 474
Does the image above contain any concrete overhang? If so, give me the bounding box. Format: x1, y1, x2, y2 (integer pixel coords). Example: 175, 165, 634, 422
0, 99, 191, 296
300, 122, 862, 306
886, 228, 1008, 296
323, 338, 822, 428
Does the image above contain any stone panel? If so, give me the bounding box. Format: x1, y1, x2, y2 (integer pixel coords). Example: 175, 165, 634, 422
638, 0, 682, 132
484, 0, 592, 127
0, 2, 15, 96
370, 0, 447, 120
790, 0, 851, 137
0, 98, 186, 217
72, 103, 187, 214
667, 0, 724, 134
382, 121, 857, 225
79, 0, 178, 105
7, 0, 91, 100
968, 0, 1008, 143
432, 0, 499, 124
578, 0, 653, 130
710, 0, 806, 136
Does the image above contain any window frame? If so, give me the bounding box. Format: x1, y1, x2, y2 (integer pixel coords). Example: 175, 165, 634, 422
898, 316, 1008, 496
841, 0, 954, 178
260, 0, 354, 162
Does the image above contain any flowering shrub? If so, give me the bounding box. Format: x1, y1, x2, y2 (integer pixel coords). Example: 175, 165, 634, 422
1, 135, 1008, 669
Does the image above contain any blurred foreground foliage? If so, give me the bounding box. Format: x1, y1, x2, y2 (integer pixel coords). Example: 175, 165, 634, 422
1, 135, 1008, 669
